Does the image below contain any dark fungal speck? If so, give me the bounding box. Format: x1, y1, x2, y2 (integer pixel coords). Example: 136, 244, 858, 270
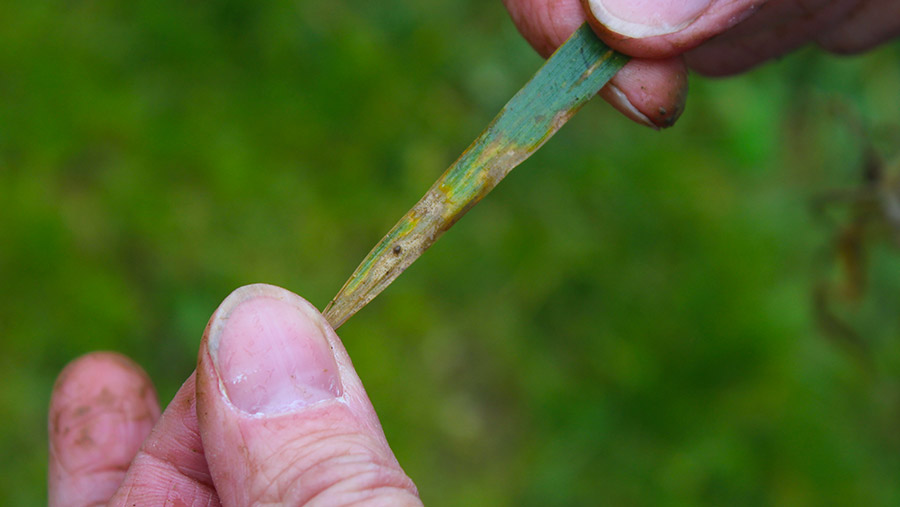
392, 245, 402, 255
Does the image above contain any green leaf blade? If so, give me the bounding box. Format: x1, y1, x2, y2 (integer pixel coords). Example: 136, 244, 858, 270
324, 24, 628, 329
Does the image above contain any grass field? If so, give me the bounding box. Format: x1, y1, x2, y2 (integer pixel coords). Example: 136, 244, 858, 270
2, 0, 900, 504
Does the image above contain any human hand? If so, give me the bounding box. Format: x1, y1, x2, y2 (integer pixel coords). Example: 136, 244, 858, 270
48, 284, 421, 506
503, 0, 900, 128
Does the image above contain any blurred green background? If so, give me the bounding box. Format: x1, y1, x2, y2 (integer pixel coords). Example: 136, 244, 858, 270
2, 0, 900, 504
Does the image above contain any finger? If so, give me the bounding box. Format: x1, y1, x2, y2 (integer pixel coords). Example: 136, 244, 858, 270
600, 57, 689, 129
685, 0, 861, 76
196, 284, 421, 506
503, 0, 689, 128
581, 0, 766, 58
502, 0, 588, 58
817, 0, 900, 54
48, 352, 160, 507
107, 373, 219, 506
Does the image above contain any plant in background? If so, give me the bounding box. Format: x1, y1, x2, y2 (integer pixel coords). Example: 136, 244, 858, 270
812, 106, 900, 364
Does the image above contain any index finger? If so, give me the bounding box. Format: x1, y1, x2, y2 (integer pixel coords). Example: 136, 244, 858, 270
48, 353, 161, 507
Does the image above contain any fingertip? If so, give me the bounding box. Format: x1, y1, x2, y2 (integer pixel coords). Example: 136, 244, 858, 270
580, 0, 763, 59
49, 352, 160, 506
582, 0, 711, 40
196, 284, 419, 505
600, 57, 689, 129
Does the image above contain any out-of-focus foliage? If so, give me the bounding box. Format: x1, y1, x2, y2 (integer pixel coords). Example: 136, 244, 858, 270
2, 0, 899, 504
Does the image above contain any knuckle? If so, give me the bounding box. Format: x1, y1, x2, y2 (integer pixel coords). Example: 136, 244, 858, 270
249, 431, 417, 505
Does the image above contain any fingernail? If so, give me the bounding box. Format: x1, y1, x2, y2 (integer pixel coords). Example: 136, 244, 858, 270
585, 0, 711, 38
603, 84, 658, 129
207, 284, 343, 415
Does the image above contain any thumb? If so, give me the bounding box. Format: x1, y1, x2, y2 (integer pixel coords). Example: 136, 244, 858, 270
582, 0, 764, 57
196, 284, 420, 506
